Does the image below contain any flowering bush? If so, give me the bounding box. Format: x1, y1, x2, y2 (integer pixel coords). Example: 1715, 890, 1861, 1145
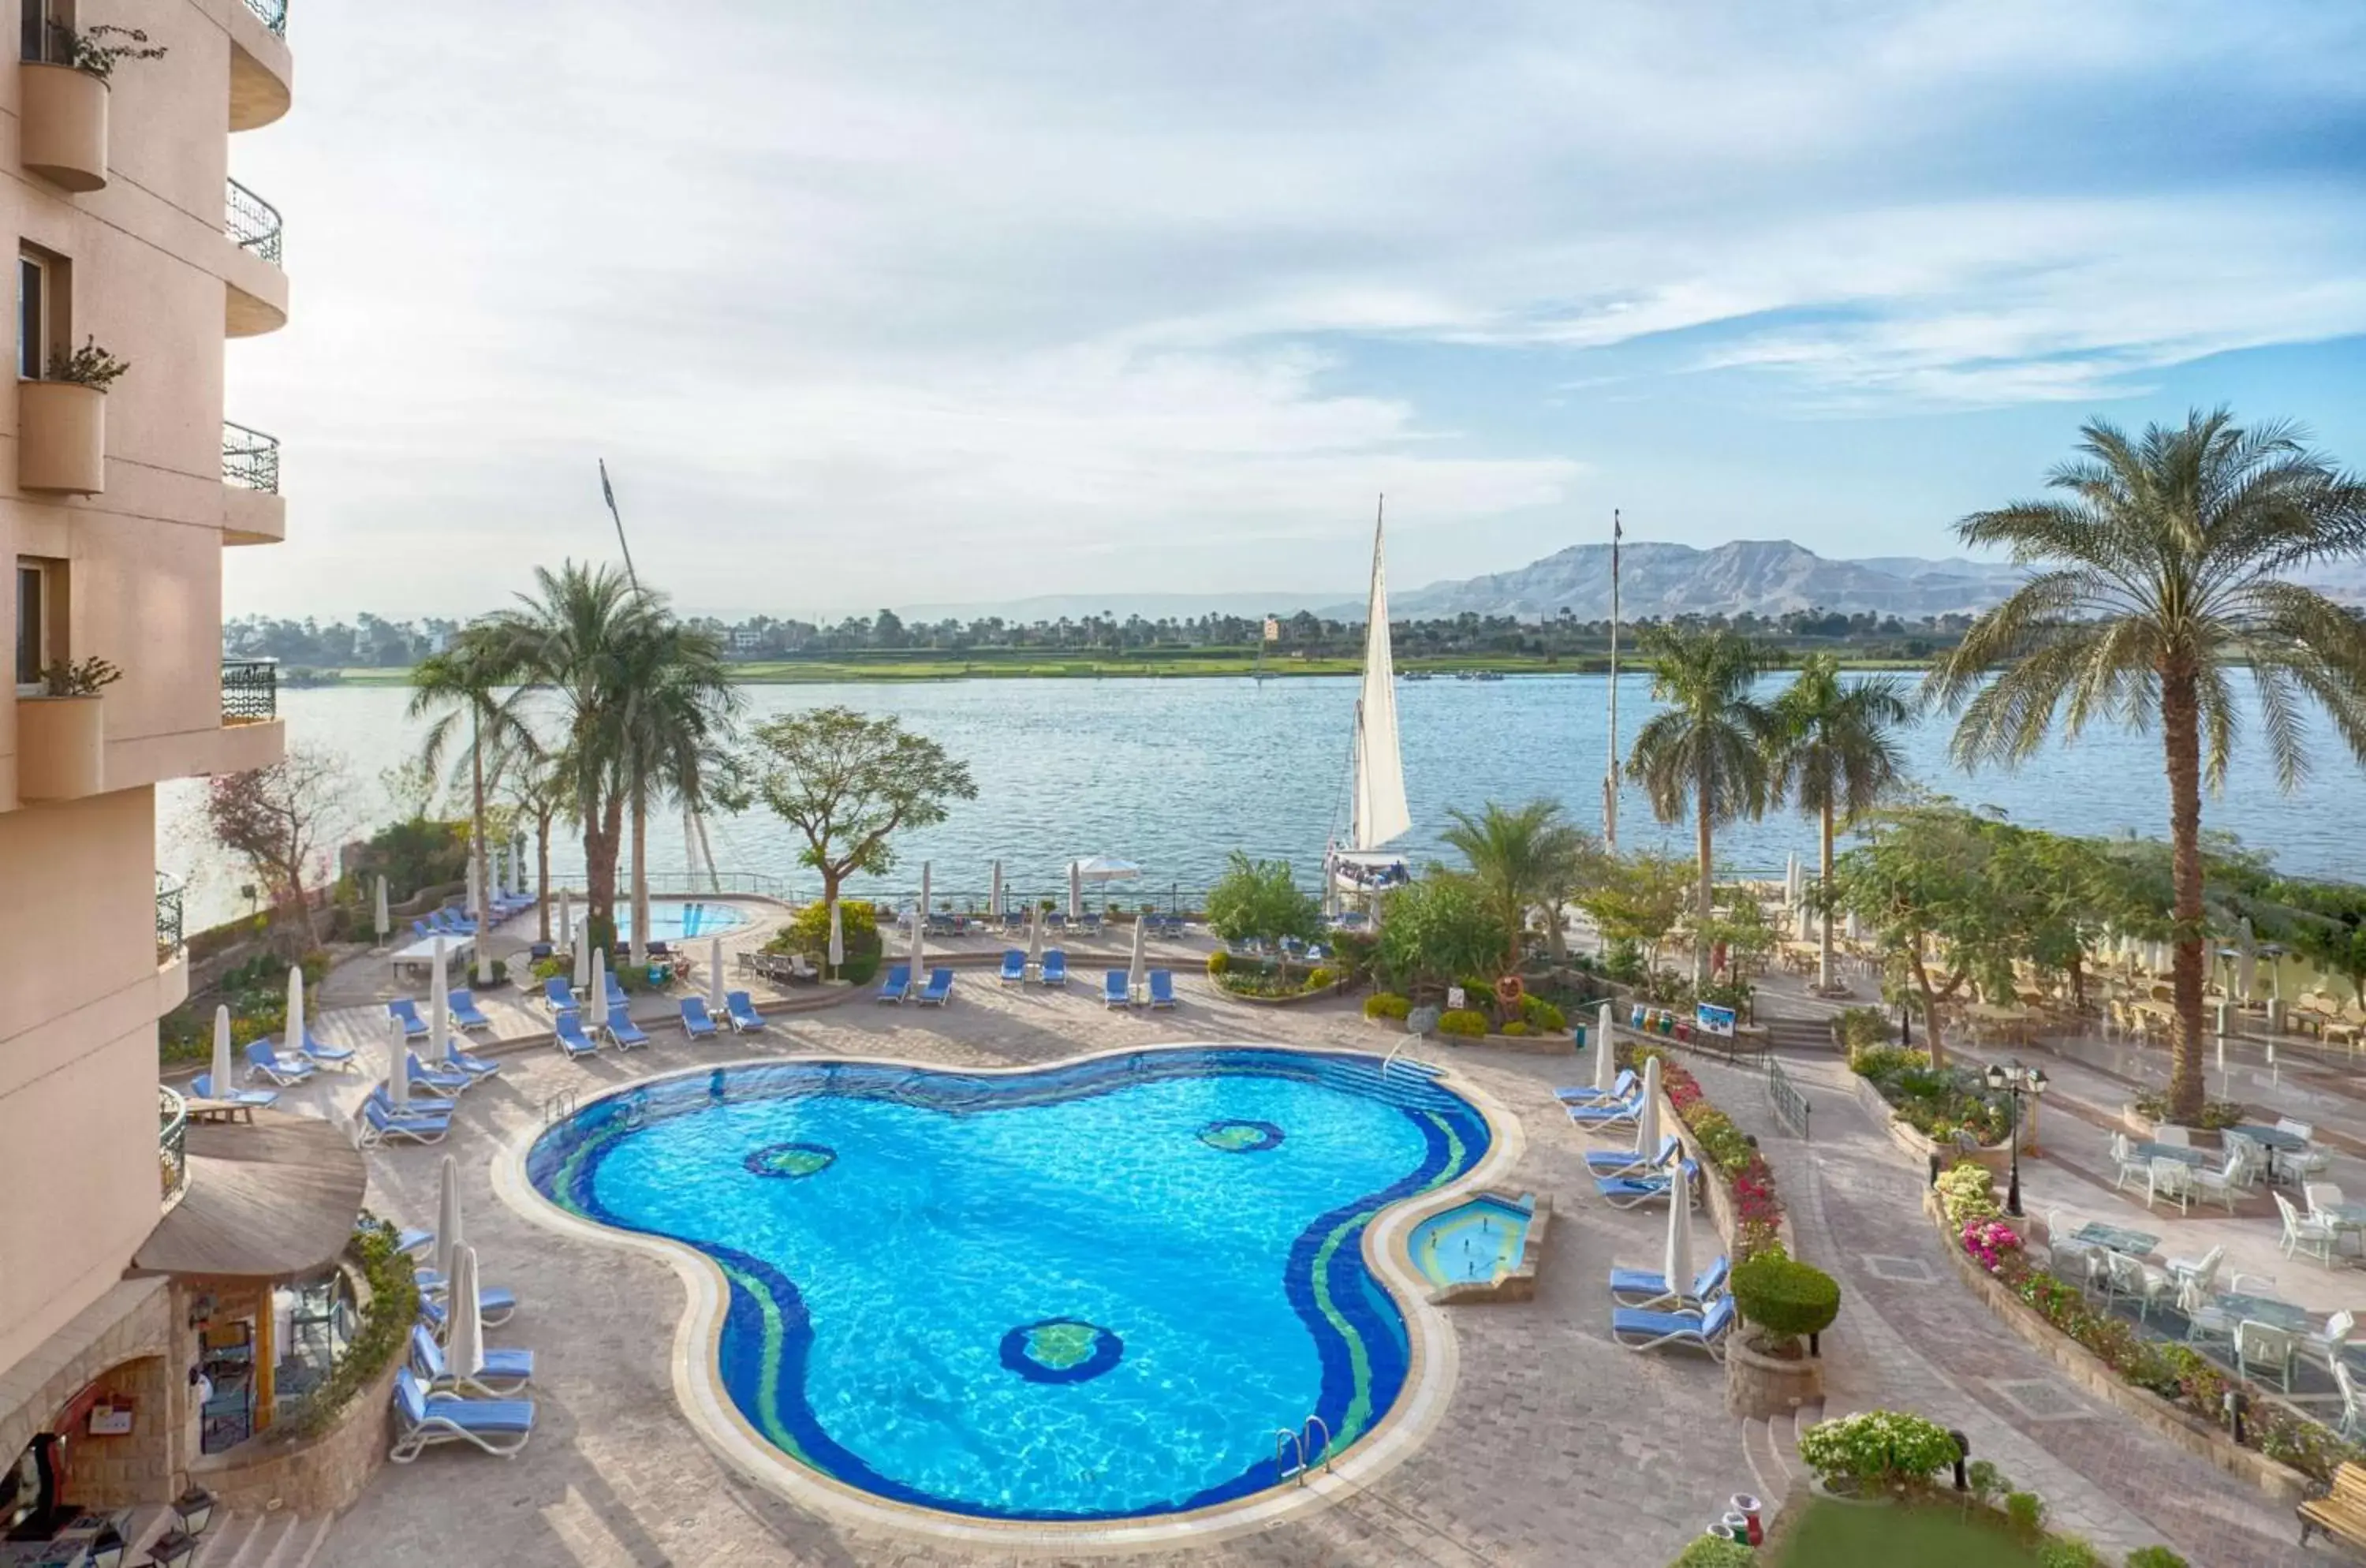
1626, 1045, 1787, 1260
1961, 1218, 2023, 1275
1937, 1162, 2002, 1227
1797, 1409, 1960, 1491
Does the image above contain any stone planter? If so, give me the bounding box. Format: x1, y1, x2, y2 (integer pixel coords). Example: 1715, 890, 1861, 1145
17, 379, 107, 493
2118, 1104, 2225, 1150
1849, 1071, 2012, 1174
1726, 1332, 1824, 1418
14, 694, 105, 801
18, 62, 108, 193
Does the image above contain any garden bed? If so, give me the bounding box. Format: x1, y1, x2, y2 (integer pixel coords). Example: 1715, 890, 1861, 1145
1847, 1045, 2017, 1172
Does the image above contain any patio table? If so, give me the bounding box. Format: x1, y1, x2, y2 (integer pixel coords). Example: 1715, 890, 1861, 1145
2133, 1142, 2211, 1168
2209, 1291, 2315, 1334
390, 933, 472, 984
2069, 1221, 2160, 1255
2231, 1124, 2309, 1151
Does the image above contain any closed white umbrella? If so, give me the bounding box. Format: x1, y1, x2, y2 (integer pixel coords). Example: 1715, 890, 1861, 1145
211, 1003, 233, 1095
588, 948, 610, 1029
433, 1154, 463, 1285
1027, 904, 1044, 975
573, 931, 592, 992
2235, 918, 2257, 1003
1128, 911, 1148, 1001
1634, 1055, 1662, 1163
446, 1245, 487, 1382
467, 852, 492, 985
1845, 909, 1861, 943
708, 935, 726, 1011
386, 1013, 412, 1114
558, 887, 573, 950
513, 832, 528, 899
1663, 1144, 1696, 1292
989, 860, 1002, 922
287, 961, 306, 1052
467, 854, 483, 929
1595, 1002, 1618, 1096
1786, 853, 1801, 907
372, 874, 390, 950
1068, 860, 1084, 921
433, 939, 461, 1066
827, 900, 845, 977
915, 861, 932, 977
1794, 904, 1812, 942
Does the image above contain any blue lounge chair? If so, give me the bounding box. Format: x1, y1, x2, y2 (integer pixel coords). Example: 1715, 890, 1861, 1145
415, 1290, 516, 1334
1103, 970, 1130, 1008
388, 1369, 535, 1462
876, 965, 912, 1004
1610, 1256, 1733, 1310
1041, 950, 1069, 987
606, 1012, 651, 1050
603, 976, 629, 1014
680, 997, 719, 1039
1566, 1093, 1644, 1128
387, 999, 431, 1041
541, 977, 575, 1013
1597, 1163, 1699, 1209
1148, 969, 1176, 1009
999, 950, 1025, 984
414, 1275, 520, 1320
1585, 1134, 1683, 1177
448, 989, 494, 1032
295, 1029, 356, 1071
429, 909, 476, 937
360, 1093, 452, 1148
245, 1038, 317, 1085
916, 969, 954, 1006
405, 1051, 471, 1098
1611, 1294, 1737, 1359
1556, 1069, 1637, 1105
440, 1045, 501, 1082
552, 1010, 599, 1059
396, 1227, 434, 1256
726, 991, 764, 1032
412, 918, 435, 940
409, 1324, 532, 1398
190, 1073, 277, 1111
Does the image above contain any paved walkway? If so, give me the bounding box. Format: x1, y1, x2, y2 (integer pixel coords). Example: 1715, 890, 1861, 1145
282, 971, 1748, 1566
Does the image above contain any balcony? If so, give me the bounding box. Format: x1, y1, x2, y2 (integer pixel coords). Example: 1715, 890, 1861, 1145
223, 177, 288, 336
229, 0, 292, 132
17, 377, 107, 494
222, 421, 285, 544
157, 873, 185, 960
160, 1086, 189, 1213
222, 659, 278, 722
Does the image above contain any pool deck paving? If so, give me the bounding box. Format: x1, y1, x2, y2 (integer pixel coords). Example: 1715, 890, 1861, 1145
267, 959, 1752, 1566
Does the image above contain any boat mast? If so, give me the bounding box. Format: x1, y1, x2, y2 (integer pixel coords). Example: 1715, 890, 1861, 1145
1604, 508, 1621, 854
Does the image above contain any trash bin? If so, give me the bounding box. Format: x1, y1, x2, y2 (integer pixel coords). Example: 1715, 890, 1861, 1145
1571, 1023, 1588, 1052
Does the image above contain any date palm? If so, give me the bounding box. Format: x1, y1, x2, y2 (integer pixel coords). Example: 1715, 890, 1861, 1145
409, 629, 538, 978
1927, 409, 2366, 1122
614, 617, 738, 956
1770, 655, 1909, 993
1439, 799, 1592, 973
1626, 625, 1778, 984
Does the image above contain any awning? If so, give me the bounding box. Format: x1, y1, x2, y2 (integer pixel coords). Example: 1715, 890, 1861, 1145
1071, 857, 1143, 882
134, 1110, 368, 1280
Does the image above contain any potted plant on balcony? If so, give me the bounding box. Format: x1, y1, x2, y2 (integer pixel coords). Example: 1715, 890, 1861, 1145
20, 339, 129, 495
18, 24, 164, 194
16, 656, 121, 801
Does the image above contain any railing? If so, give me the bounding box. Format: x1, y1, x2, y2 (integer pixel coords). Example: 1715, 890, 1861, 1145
222, 658, 278, 721
242, 0, 289, 38
222, 420, 281, 493
225, 177, 283, 264
156, 875, 186, 962
159, 1085, 190, 1211
1767, 1054, 1812, 1141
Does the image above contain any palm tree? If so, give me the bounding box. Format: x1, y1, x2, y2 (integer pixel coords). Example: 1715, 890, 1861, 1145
1927, 409, 2366, 1122
613, 617, 737, 957
1625, 625, 1778, 984
1769, 654, 1909, 993
1439, 800, 1591, 972
499, 745, 572, 945
409, 629, 537, 980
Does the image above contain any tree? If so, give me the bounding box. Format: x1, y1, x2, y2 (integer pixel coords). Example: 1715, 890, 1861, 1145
1438, 800, 1592, 973
410, 629, 539, 980
1769, 655, 1910, 992
1926, 409, 2366, 1122
205, 746, 351, 953
1375, 874, 1510, 998
613, 616, 738, 956
1204, 853, 1323, 946
745, 707, 977, 906
501, 749, 572, 944
1625, 625, 1778, 983
1575, 846, 1691, 976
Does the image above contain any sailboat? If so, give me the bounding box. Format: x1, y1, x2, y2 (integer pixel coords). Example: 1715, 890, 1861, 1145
1326, 498, 1413, 905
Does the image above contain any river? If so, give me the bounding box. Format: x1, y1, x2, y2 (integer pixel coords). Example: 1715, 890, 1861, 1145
157, 674, 2366, 931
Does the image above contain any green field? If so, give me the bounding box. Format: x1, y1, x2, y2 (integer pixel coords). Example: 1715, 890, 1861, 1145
1774, 1502, 2050, 1566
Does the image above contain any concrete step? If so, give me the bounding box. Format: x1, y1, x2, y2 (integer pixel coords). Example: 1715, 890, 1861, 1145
184, 1510, 329, 1568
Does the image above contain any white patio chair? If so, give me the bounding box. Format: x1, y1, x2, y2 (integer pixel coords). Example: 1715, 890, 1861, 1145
2166, 1245, 2225, 1293
2146, 1156, 2193, 1214
2283, 1141, 2335, 1185
2224, 1133, 2267, 1193
2236, 1320, 2299, 1393
2104, 1252, 2174, 1323
2193, 1155, 2244, 1213
2280, 1118, 2316, 1141
2153, 1125, 2192, 1148
2338, 1359, 2366, 1443
2276, 1191, 2342, 1268
2308, 1309, 2357, 1370
2110, 1134, 2151, 1193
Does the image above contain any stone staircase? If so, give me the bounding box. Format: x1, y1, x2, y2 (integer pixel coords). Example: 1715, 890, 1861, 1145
1738, 1397, 1827, 1526
1299, 1480, 1505, 1566
185, 1510, 334, 1568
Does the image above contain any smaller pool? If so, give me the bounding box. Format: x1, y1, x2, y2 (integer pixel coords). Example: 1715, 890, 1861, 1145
1409, 1194, 1534, 1288
613, 901, 749, 944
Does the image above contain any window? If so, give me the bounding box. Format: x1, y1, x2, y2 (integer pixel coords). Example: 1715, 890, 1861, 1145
16, 558, 63, 693
21, 1, 75, 65
17, 254, 45, 380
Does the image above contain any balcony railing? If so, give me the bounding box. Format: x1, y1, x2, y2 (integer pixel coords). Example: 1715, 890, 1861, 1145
242, 0, 288, 38
225, 177, 283, 265
222, 421, 281, 493
160, 1085, 190, 1211
157, 874, 185, 961
222, 658, 278, 722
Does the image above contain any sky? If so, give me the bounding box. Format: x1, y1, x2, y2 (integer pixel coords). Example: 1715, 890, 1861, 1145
222, 1, 2366, 622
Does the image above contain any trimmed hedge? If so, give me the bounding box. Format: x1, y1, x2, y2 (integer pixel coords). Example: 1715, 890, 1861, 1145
1730, 1248, 1841, 1342
1364, 991, 1412, 1020
1437, 1009, 1489, 1038
1206, 950, 1232, 976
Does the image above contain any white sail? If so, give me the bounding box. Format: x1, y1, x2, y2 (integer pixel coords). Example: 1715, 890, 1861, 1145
1352, 504, 1412, 850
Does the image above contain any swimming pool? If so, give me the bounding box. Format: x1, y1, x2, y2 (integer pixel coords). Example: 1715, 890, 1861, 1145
521, 1047, 1491, 1525
609, 900, 747, 943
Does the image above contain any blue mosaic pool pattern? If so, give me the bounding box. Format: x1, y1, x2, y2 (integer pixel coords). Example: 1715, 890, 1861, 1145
524, 1048, 1489, 1521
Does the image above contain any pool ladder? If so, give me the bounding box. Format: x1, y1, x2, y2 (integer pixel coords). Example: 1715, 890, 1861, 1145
1273, 1415, 1333, 1485
1383, 1038, 1440, 1080
540, 1088, 579, 1125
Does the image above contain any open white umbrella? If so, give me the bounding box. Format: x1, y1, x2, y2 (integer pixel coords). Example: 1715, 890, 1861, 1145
386, 1013, 412, 1114
446, 1245, 487, 1384
1068, 860, 1084, 921
1073, 855, 1144, 884
588, 948, 610, 1029
558, 887, 573, 950
989, 860, 1003, 922
1594, 1002, 1618, 1096
708, 935, 726, 1011
1634, 1055, 1662, 1162
827, 900, 845, 978
373, 874, 390, 950
1128, 912, 1148, 1002
433, 1154, 463, 1286
287, 962, 306, 1052
211, 1003, 234, 1095
1662, 1144, 1696, 1293
1027, 904, 1044, 975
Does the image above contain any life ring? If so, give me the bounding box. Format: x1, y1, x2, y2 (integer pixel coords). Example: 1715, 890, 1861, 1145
1494, 975, 1525, 1010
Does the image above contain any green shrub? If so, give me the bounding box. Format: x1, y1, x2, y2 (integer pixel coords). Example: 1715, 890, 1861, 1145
1729, 1249, 1841, 1343
282, 1213, 418, 1440
1836, 1006, 1891, 1054
1204, 852, 1323, 946
2036, 1539, 2105, 1568
1965, 1458, 2010, 1503
1935, 1162, 2002, 1227
1206, 950, 1231, 977
532, 955, 569, 981
1502, 1021, 1530, 1036
2124, 1549, 2189, 1568
2003, 1491, 2046, 1536
1521, 994, 1567, 1032
1304, 965, 1338, 991
2132, 1089, 2245, 1130
1797, 1410, 1958, 1491
1437, 1009, 1488, 1038
1668, 1536, 1753, 1568
1364, 991, 1412, 1020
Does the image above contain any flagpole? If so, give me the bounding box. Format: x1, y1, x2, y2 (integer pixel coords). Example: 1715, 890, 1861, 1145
1604, 509, 1621, 854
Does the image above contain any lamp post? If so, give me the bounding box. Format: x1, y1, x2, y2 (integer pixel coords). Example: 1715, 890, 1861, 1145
1984, 1059, 2048, 1218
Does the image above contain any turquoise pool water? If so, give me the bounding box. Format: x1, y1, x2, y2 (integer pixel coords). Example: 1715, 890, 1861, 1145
610, 900, 747, 943
1408, 1195, 1532, 1287
525, 1048, 1490, 1522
